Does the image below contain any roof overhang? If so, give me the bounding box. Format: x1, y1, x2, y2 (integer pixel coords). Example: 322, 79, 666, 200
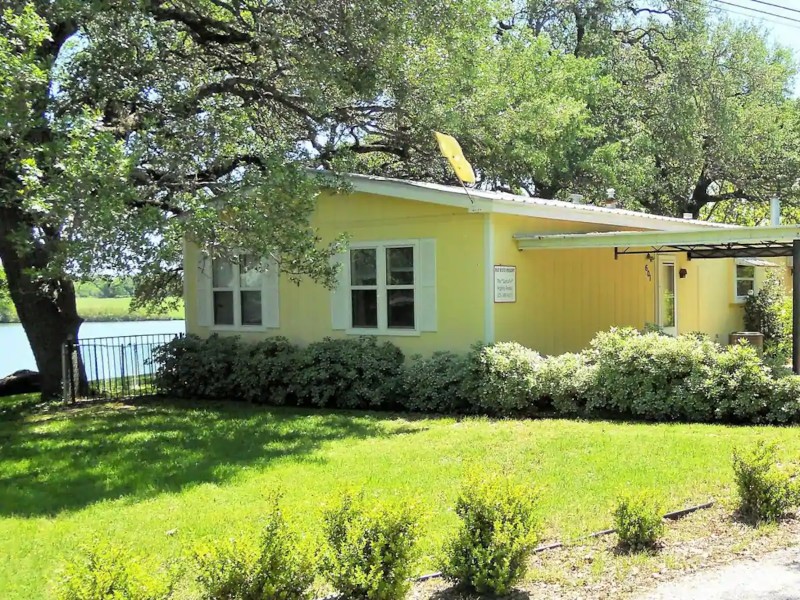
514, 225, 800, 259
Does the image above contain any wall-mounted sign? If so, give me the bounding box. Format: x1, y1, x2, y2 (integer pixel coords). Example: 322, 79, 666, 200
493, 265, 516, 303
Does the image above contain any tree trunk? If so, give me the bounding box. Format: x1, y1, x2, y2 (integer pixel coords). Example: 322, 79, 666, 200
0, 224, 85, 400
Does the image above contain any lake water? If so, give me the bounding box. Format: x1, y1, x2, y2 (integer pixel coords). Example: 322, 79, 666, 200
0, 320, 185, 377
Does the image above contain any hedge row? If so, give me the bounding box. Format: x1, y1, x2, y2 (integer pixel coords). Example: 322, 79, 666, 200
152, 328, 800, 424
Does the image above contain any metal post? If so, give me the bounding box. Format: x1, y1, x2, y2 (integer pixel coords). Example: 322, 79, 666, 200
61, 341, 69, 404
793, 239, 800, 374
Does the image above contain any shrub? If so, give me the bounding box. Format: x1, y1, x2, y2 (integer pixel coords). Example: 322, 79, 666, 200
292, 337, 404, 409
585, 328, 718, 421
732, 441, 798, 524
321, 492, 421, 600
401, 352, 470, 413
194, 495, 315, 600
57, 541, 173, 600
232, 337, 299, 405
537, 353, 594, 415
613, 492, 664, 551
152, 334, 242, 399
463, 342, 544, 416
694, 342, 774, 423
442, 473, 539, 595
744, 271, 789, 360
766, 375, 800, 424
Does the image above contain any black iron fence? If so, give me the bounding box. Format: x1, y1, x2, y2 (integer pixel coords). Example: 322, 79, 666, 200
62, 333, 182, 402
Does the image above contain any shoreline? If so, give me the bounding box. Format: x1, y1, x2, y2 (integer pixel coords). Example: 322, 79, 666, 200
0, 315, 184, 324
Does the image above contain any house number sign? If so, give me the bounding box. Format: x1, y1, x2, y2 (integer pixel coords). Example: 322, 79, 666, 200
493, 265, 516, 303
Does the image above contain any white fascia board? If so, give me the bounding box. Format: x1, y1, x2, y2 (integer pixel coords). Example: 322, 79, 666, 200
514, 225, 800, 251
487, 199, 722, 231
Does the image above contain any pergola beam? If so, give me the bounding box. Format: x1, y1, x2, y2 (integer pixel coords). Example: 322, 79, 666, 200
514, 225, 800, 251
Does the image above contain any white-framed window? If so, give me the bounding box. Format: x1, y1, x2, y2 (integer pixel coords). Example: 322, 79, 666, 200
196, 252, 280, 330
211, 255, 263, 327
349, 243, 417, 332
735, 263, 756, 302
330, 239, 437, 335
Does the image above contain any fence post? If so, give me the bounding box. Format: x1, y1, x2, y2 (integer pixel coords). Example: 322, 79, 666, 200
61, 337, 76, 404
61, 340, 69, 404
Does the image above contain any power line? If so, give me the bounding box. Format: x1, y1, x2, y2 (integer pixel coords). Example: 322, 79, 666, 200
737, 0, 800, 17
710, 3, 800, 31
712, 0, 800, 25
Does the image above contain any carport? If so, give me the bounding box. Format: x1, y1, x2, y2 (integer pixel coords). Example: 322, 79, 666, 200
514, 225, 800, 373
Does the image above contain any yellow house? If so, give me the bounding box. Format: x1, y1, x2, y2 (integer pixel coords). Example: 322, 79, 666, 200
183, 173, 791, 357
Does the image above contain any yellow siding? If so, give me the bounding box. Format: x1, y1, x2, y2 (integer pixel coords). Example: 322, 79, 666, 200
491, 213, 656, 354
490, 214, 759, 354
185, 191, 486, 355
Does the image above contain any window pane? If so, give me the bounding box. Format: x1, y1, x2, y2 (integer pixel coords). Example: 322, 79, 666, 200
387, 289, 415, 329
241, 291, 262, 325
387, 247, 414, 285
351, 290, 378, 328
351, 249, 377, 286
212, 259, 234, 288
239, 255, 261, 288
213, 291, 234, 325
737, 265, 755, 279
737, 279, 755, 298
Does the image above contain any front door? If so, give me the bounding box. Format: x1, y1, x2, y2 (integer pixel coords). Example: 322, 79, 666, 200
657, 256, 678, 336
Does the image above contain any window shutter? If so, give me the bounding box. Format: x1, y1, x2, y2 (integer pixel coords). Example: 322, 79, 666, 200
417, 239, 437, 332
261, 259, 280, 328
330, 252, 349, 330
197, 254, 213, 327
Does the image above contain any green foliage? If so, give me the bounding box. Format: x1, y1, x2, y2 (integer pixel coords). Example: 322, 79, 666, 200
152, 335, 241, 399
76, 277, 137, 299
766, 376, 800, 424
232, 337, 299, 405
691, 342, 774, 423
732, 441, 799, 524
0, 264, 15, 323
744, 271, 790, 362
442, 473, 539, 595
321, 492, 421, 600
613, 492, 665, 552
401, 352, 470, 413
292, 337, 404, 409
464, 342, 544, 416
57, 541, 173, 600
585, 328, 719, 421
193, 495, 314, 600
537, 353, 594, 415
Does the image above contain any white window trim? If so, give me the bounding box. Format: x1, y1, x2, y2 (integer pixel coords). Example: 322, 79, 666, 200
210, 256, 270, 332
734, 263, 756, 304
346, 240, 421, 337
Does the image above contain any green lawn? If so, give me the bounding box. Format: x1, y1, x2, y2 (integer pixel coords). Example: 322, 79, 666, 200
1, 400, 799, 598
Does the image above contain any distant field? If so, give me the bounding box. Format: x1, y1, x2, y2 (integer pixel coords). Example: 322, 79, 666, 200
76, 297, 184, 322
0, 297, 183, 323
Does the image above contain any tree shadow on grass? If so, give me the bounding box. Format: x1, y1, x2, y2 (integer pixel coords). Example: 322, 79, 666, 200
0, 399, 426, 517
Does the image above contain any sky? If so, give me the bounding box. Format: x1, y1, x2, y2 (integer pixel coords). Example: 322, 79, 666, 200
717, 0, 800, 96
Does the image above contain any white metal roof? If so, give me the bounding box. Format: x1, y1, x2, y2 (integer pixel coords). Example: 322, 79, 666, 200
336, 172, 737, 232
